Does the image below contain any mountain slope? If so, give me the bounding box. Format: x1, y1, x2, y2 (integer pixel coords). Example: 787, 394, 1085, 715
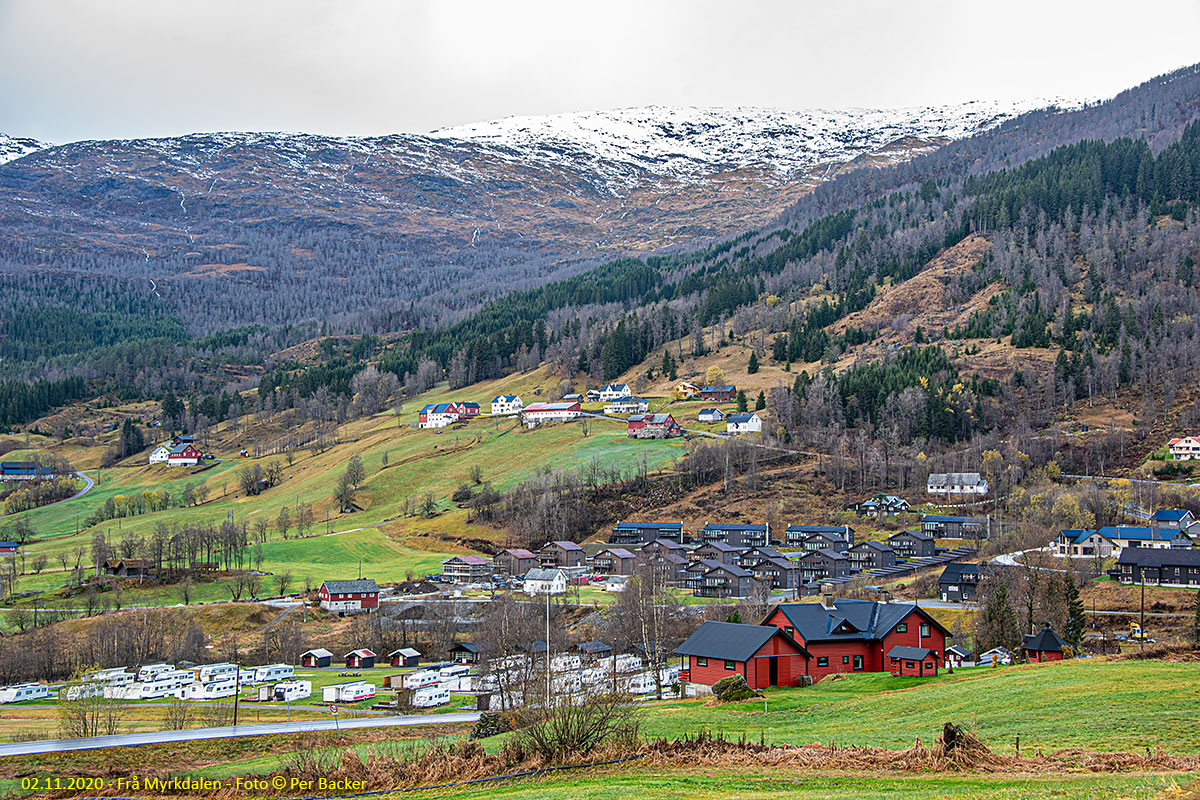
0, 102, 1053, 333
0, 133, 49, 165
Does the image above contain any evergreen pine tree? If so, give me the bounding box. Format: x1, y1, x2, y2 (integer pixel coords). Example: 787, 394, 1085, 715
755, 391, 766, 411
736, 390, 748, 413
1062, 573, 1086, 649
979, 581, 1020, 653
748, 352, 759, 374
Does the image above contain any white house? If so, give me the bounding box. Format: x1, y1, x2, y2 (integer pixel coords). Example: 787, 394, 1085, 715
1053, 528, 1116, 558
521, 402, 581, 426
1168, 436, 1200, 460
604, 396, 649, 415
597, 384, 631, 402
523, 567, 567, 596
491, 395, 523, 415
725, 413, 762, 435
926, 472, 989, 497
697, 408, 725, 423
148, 444, 172, 464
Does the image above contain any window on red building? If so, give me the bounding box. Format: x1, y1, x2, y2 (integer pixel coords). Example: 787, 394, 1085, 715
816, 657, 828, 667
724, 660, 735, 670
853, 655, 864, 670
920, 623, 931, 637
897, 623, 907, 633
697, 657, 708, 667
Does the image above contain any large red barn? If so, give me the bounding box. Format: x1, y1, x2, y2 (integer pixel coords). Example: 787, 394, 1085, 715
675, 621, 810, 690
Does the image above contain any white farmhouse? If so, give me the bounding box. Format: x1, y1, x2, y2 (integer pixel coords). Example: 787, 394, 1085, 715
491, 395, 523, 415
523, 567, 567, 596
725, 413, 762, 435
148, 444, 172, 464
926, 472, 989, 497
1168, 436, 1200, 460
597, 384, 631, 402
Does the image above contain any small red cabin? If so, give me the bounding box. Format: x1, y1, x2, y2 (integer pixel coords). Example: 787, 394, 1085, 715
887, 645, 938, 676
1021, 622, 1068, 662
344, 648, 376, 669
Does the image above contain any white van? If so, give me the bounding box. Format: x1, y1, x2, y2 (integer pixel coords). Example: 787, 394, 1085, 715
403, 670, 441, 689
254, 664, 294, 683
273, 680, 312, 702
412, 686, 450, 708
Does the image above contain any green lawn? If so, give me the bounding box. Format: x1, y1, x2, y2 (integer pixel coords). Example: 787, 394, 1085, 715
641, 659, 1200, 755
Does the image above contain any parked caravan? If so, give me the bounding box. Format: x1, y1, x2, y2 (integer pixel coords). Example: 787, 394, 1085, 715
136, 663, 173, 682
175, 678, 237, 700
273, 680, 312, 702
87, 668, 133, 686
254, 664, 294, 683
0, 683, 49, 703
62, 683, 104, 701
403, 670, 441, 689
622, 672, 658, 695
321, 681, 376, 703
239, 668, 257, 684
412, 686, 451, 708
132, 670, 195, 699
438, 664, 470, 680
551, 654, 581, 671
193, 663, 238, 684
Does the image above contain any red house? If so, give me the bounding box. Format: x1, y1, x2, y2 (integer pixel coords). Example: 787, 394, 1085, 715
626, 413, 683, 439
318, 579, 380, 614
344, 648, 376, 669
762, 589, 950, 682
675, 621, 810, 690
1021, 622, 1069, 662
166, 443, 204, 466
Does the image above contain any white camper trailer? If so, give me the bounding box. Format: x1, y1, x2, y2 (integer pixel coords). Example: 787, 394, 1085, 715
412, 686, 451, 708
321, 681, 376, 703
254, 664, 294, 683
273, 680, 312, 702
0, 683, 49, 703
88, 668, 134, 686
403, 670, 441, 689
136, 663, 173, 682
175, 678, 237, 700
193, 663, 238, 684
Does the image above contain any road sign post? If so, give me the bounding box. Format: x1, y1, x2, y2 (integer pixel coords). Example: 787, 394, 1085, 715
330, 704, 340, 739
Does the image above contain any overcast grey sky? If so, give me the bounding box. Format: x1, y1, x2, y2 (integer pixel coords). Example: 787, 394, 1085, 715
2, 0, 1198, 143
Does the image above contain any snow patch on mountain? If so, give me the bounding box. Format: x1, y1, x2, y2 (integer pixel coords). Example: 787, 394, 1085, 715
0, 134, 51, 165
433, 101, 1070, 183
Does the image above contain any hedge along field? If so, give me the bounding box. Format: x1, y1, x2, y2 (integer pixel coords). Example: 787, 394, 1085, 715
638, 660, 1200, 756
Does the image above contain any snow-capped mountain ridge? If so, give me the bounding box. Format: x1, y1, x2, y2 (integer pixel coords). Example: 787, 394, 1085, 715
0, 133, 50, 165
432, 100, 1069, 182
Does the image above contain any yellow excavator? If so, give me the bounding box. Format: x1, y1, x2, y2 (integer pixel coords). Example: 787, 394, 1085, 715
1129, 622, 1153, 641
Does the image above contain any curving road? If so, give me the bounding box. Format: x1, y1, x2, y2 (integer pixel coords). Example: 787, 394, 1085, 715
0, 711, 481, 757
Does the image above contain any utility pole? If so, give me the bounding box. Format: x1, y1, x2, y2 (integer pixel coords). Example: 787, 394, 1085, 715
1139, 574, 1145, 652
233, 663, 241, 725
545, 589, 552, 707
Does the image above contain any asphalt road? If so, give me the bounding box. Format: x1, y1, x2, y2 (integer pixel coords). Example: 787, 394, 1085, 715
0, 712, 481, 757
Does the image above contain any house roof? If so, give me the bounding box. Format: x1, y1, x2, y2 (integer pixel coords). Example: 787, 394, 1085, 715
1117, 548, 1200, 568
674, 621, 805, 661
600, 383, 630, 391
703, 562, 753, 578
851, 541, 893, 553
1150, 508, 1193, 522
786, 525, 849, 535
922, 515, 987, 524
577, 640, 612, 654
938, 563, 982, 584
862, 495, 909, 507
321, 579, 379, 594
750, 555, 797, 572
615, 521, 683, 532
608, 395, 646, 403
770, 600, 951, 644
744, 546, 785, 559
698, 408, 724, 415
446, 554, 490, 566
547, 540, 584, 551
1096, 526, 1183, 542
524, 567, 566, 582
599, 547, 635, 559
887, 645, 934, 661
524, 402, 580, 412
492, 395, 520, 402
701, 385, 736, 392
687, 558, 728, 573
301, 648, 333, 658
389, 648, 421, 657
450, 642, 483, 653
503, 548, 537, 559
344, 648, 376, 658
927, 472, 984, 483
628, 413, 676, 425
1022, 623, 1068, 652
946, 645, 973, 658
727, 413, 759, 424
697, 541, 741, 553
701, 523, 768, 532
799, 548, 847, 561
888, 530, 933, 542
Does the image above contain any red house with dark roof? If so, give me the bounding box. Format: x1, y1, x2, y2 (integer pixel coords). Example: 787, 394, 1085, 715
675, 621, 810, 690
761, 589, 949, 682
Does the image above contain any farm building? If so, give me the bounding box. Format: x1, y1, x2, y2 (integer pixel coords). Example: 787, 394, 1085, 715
606, 396, 649, 415
344, 648, 376, 669
675, 621, 810, 691
148, 444, 172, 464
449, 642, 484, 664
0, 542, 17, 554
442, 555, 493, 584
699, 384, 736, 402
926, 472, 989, 498
597, 384, 632, 401
493, 548, 538, 576
626, 413, 682, 439
520, 401, 581, 425
389, 648, 421, 668
725, 413, 762, 435
0, 462, 57, 481
165, 444, 204, 467
1021, 623, 1069, 662
103, 558, 153, 578
300, 648, 333, 668
697, 408, 725, 422
491, 395, 523, 415
318, 579, 380, 614
698, 522, 770, 549
417, 402, 479, 429
610, 521, 684, 545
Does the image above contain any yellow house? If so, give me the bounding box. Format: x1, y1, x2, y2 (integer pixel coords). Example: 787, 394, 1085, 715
673, 381, 700, 400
